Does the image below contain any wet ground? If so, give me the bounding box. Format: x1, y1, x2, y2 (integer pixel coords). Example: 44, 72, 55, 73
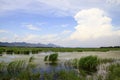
0, 51, 120, 80
0, 51, 120, 62
0, 51, 120, 68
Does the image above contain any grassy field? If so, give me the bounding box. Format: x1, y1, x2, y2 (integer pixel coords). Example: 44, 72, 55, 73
0, 47, 120, 54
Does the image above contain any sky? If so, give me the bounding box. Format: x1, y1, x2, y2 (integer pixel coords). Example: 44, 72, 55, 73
0, 0, 120, 47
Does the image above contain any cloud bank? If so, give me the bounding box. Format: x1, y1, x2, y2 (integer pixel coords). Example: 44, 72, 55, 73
70, 8, 120, 41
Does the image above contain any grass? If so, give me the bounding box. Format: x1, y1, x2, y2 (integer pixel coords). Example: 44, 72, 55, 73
0, 60, 40, 80
54, 70, 81, 80
99, 58, 115, 64
64, 56, 100, 75
44, 55, 48, 61
69, 56, 99, 75
49, 53, 58, 62
0, 55, 120, 80
44, 53, 58, 65
29, 56, 35, 62
106, 63, 120, 80
0, 47, 120, 54
41, 70, 81, 80
71, 58, 79, 69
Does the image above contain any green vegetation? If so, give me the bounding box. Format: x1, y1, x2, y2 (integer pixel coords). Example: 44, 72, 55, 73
44, 53, 58, 64
0, 55, 120, 80
71, 58, 79, 69
0, 47, 120, 54
0, 60, 40, 80
44, 55, 48, 61
6, 50, 13, 54
69, 56, 99, 75
49, 53, 58, 62
78, 56, 99, 74
54, 70, 80, 80
68, 56, 120, 79
99, 58, 115, 64
106, 63, 120, 80
0, 45, 120, 80
41, 70, 82, 80
29, 56, 35, 62
0, 48, 5, 54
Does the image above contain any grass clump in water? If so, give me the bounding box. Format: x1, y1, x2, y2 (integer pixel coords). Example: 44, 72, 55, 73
44, 53, 58, 64
78, 55, 99, 75
29, 56, 35, 62
49, 53, 58, 62
44, 55, 48, 61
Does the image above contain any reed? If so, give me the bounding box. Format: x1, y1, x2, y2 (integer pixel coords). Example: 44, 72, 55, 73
0, 60, 40, 80
78, 56, 99, 74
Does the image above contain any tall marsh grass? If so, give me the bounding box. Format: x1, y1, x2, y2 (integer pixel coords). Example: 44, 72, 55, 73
0, 54, 120, 80
0, 47, 120, 55
106, 63, 120, 80
44, 53, 58, 64
0, 58, 40, 80
78, 56, 99, 74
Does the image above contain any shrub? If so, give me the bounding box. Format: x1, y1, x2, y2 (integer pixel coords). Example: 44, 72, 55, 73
78, 55, 99, 74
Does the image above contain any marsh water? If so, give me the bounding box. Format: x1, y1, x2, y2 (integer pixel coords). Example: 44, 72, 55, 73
0, 51, 120, 70
1, 51, 120, 62
0, 51, 120, 80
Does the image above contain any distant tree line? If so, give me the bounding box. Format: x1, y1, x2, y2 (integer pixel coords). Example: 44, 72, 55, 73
100, 46, 120, 48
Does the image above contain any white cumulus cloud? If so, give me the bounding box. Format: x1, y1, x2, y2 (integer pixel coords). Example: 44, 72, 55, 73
70, 8, 120, 41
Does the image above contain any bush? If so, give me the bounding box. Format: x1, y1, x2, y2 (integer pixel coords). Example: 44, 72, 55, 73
78, 56, 99, 74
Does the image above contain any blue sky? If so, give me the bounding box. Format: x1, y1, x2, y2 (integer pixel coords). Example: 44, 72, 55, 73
0, 0, 120, 47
